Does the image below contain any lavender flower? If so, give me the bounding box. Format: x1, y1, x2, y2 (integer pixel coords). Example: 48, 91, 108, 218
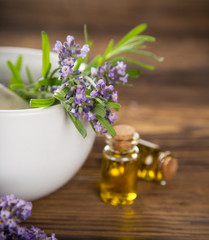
79, 44, 90, 58
53, 35, 89, 82
112, 91, 118, 103
90, 61, 129, 85
107, 111, 118, 123
0, 194, 57, 240
74, 88, 87, 104
53, 41, 62, 53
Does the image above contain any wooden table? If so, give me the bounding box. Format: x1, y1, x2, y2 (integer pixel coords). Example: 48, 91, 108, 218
1, 0, 209, 239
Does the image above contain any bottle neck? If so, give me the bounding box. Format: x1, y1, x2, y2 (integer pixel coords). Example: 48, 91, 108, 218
105, 132, 140, 153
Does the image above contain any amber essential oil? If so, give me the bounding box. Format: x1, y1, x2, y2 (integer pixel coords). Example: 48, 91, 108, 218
100, 125, 139, 206
137, 139, 178, 185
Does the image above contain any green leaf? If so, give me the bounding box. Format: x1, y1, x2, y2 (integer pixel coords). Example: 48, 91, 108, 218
95, 97, 105, 105
68, 113, 87, 138
125, 35, 156, 45
85, 75, 96, 87
54, 88, 68, 101
100, 39, 114, 63
123, 57, 155, 70
84, 24, 88, 44
126, 69, 142, 78
26, 66, 34, 84
39, 77, 61, 86
41, 31, 50, 77
7, 61, 24, 89
8, 56, 23, 88
73, 57, 84, 71
104, 102, 121, 108
96, 115, 116, 136
92, 104, 106, 117
15, 55, 22, 71
127, 50, 164, 62
49, 67, 60, 78
30, 98, 55, 107
114, 24, 147, 49
9, 83, 25, 91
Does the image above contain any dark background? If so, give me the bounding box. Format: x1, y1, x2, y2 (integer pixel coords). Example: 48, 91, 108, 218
0, 0, 209, 73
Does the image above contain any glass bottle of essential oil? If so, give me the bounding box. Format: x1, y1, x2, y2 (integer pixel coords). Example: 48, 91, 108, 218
100, 125, 140, 206
137, 139, 178, 185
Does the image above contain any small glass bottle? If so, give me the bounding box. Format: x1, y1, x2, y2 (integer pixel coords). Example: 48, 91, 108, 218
100, 125, 140, 206
137, 139, 178, 185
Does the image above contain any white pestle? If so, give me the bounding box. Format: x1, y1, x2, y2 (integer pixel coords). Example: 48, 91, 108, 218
0, 84, 29, 109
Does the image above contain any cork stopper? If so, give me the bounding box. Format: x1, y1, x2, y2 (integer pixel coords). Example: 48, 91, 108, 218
162, 154, 178, 180
112, 124, 137, 151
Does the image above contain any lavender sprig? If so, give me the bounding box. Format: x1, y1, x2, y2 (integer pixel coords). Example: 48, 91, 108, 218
0, 194, 57, 240
8, 24, 163, 138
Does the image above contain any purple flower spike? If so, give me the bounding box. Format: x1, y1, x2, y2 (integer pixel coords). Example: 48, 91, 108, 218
0, 194, 57, 239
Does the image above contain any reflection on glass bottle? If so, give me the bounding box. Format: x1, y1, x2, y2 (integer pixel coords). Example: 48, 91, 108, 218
100, 125, 139, 206
137, 139, 178, 185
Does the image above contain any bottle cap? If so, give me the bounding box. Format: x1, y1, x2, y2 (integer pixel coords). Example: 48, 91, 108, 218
161, 152, 178, 180
112, 124, 139, 151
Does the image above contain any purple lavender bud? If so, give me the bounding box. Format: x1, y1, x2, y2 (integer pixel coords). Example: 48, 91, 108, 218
116, 61, 127, 75
1, 210, 10, 221
83, 112, 96, 121
24, 225, 47, 239
20, 202, 33, 220
60, 65, 73, 78
119, 73, 129, 84
108, 111, 118, 123
112, 91, 118, 103
17, 226, 27, 235
66, 35, 74, 46
62, 57, 75, 67
6, 218, 17, 228
46, 233, 58, 240
91, 67, 98, 77
53, 41, 62, 53
105, 85, 114, 92
74, 88, 87, 104
97, 79, 106, 89
79, 44, 90, 58
70, 108, 79, 118
90, 90, 98, 98
94, 122, 103, 133
107, 71, 115, 79
0, 196, 6, 208
5, 194, 17, 206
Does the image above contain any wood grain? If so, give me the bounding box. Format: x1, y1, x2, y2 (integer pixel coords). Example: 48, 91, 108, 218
0, 0, 209, 239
